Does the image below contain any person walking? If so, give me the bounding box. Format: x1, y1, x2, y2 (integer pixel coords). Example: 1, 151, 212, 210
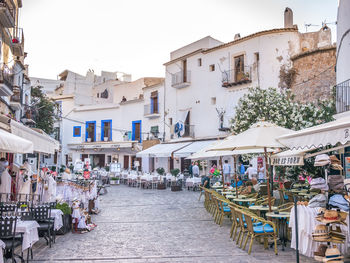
192, 162, 199, 177
257, 163, 266, 183
245, 164, 257, 180
223, 160, 231, 183
239, 162, 245, 176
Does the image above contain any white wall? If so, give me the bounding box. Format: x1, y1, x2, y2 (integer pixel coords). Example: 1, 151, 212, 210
336, 0, 350, 84
164, 31, 300, 141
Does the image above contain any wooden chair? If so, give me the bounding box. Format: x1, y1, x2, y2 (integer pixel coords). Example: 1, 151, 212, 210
242, 211, 278, 255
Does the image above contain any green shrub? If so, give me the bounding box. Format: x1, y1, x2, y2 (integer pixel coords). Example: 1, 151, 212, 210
56, 202, 71, 215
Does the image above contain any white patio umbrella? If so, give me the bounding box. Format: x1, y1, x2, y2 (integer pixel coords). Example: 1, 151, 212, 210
208, 121, 295, 211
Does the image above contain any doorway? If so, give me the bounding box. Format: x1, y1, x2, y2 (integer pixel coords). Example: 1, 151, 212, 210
124, 155, 129, 169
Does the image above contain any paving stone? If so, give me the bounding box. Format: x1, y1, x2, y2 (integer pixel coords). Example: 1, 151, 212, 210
30, 185, 316, 263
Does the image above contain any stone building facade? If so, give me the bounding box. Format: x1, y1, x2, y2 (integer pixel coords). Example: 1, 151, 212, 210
290, 46, 336, 103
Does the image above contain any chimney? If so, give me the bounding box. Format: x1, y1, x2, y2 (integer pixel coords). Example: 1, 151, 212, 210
234, 33, 241, 40
284, 7, 293, 28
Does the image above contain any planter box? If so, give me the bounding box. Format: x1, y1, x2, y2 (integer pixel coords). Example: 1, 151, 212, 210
171, 185, 182, 192
157, 183, 166, 190
56, 214, 72, 235
110, 180, 116, 185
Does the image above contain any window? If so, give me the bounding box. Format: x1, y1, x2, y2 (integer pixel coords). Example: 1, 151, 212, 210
132, 120, 142, 142
101, 120, 112, 141
97, 93, 99, 98
151, 126, 159, 137
209, 64, 215, 72
211, 97, 216, 105
73, 126, 81, 137
234, 55, 244, 82
198, 58, 202, 67
150, 91, 158, 114
101, 89, 108, 99
54, 127, 60, 141
85, 121, 96, 142
169, 118, 173, 125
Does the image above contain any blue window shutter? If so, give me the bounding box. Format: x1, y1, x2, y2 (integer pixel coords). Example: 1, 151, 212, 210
150, 98, 154, 114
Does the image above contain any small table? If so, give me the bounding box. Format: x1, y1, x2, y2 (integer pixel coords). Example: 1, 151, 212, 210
16, 220, 40, 251
249, 205, 277, 218
290, 189, 308, 193
232, 198, 256, 206
266, 212, 290, 251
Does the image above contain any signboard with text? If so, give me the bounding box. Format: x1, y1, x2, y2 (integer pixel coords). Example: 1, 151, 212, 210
271, 155, 304, 166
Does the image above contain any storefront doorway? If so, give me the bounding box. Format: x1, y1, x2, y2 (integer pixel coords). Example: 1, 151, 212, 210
90, 154, 105, 168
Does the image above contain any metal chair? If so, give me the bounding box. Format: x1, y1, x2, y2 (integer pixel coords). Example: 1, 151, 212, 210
0, 216, 23, 263
32, 205, 53, 248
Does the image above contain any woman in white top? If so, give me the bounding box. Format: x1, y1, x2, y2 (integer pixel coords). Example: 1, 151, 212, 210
257, 164, 266, 182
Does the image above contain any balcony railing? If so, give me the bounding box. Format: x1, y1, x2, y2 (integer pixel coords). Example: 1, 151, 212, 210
144, 103, 160, 117
11, 27, 24, 57
0, 0, 16, 28
335, 79, 350, 114
0, 64, 13, 96
222, 66, 252, 87
171, 71, 191, 88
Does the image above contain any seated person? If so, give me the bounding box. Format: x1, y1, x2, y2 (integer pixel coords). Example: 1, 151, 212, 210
240, 181, 256, 195
202, 174, 212, 189
252, 177, 260, 192
231, 176, 243, 188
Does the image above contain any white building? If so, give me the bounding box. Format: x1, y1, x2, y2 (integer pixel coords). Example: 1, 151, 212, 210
34, 70, 165, 170
335, 0, 350, 115
138, 7, 333, 174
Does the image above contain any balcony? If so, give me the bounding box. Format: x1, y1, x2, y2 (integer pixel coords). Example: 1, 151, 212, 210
222, 66, 252, 87
21, 105, 36, 125
0, 0, 15, 28
11, 27, 24, 57
335, 79, 350, 114
10, 85, 21, 110
173, 124, 195, 138
171, 71, 191, 89
0, 64, 13, 96
144, 104, 160, 118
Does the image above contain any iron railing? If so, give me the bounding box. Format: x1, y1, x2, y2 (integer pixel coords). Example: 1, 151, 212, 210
222, 66, 252, 87
144, 103, 159, 115
171, 71, 191, 87
335, 79, 350, 114
0, 63, 13, 90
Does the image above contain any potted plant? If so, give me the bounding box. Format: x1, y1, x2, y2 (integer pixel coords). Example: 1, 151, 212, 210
170, 168, 181, 191
86, 126, 94, 142
110, 177, 119, 185
56, 202, 72, 235
156, 167, 166, 190
103, 126, 109, 141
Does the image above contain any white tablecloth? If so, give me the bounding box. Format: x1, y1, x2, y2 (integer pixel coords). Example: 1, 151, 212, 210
186, 177, 202, 187
51, 209, 64, 231
0, 239, 5, 263
289, 205, 349, 257
16, 220, 40, 251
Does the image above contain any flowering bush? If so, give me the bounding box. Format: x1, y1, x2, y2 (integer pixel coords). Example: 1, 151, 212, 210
231, 87, 335, 133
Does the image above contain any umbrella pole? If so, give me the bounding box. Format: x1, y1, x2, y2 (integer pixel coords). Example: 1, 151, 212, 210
220, 156, 224, 187
234, 155, 238, 198
264, 147, 272, 212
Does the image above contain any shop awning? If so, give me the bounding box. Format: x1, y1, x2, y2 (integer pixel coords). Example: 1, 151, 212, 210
10, 120, 59, 154
136, 142, 191, 158
0, 129, 33, 153
277, 116, 350, 150
173, 140, 215, 158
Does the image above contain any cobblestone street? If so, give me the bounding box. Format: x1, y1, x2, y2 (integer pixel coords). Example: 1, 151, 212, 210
30, 186, 315, 263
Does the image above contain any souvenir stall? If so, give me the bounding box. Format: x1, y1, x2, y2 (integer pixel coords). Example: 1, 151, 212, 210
278, 116, 350, 261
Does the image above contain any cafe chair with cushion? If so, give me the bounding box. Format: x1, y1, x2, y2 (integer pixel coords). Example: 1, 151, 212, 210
32, 205, 53, 248
242, 211, 278, 255
0, 216, 23, 263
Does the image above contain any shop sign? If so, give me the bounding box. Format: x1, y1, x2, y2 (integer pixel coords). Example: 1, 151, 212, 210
345, 156, 350, 178
271, 155, 304, 166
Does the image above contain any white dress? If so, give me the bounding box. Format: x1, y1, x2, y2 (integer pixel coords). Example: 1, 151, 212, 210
0, 170, 11, 194
19, 180, 31, 200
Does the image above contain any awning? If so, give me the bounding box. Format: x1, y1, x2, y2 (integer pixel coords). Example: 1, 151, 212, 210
173, 140, 215, 158
136, 142, 191, 158
277, 116, 350, 150
10, 120, 59, 154
0, 129, 33, 153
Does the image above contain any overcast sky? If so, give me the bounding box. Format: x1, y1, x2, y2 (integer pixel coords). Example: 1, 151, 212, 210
21, 0, 338, 80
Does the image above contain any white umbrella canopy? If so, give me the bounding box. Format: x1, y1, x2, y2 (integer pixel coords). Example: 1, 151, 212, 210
0, 129, 34, 153
209, 121, 294, 151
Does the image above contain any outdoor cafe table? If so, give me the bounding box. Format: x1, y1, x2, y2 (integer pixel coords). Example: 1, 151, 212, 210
16, 220, 40, 251
266, 211, 290, 251
290, 189, 308, 193
226, 194, 245, 200
232, 197, 256, 206
51, 209, 64, 231
249, 205, 278, 218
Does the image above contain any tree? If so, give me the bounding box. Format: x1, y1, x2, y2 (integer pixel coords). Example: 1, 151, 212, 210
30, 86, 59, 134
231, 87, 335, 133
